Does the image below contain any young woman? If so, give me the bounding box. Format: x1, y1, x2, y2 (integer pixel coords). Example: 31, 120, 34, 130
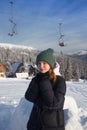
25, 48, 66, 130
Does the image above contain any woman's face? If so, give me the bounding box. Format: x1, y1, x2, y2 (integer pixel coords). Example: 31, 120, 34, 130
37, 61, 50, 73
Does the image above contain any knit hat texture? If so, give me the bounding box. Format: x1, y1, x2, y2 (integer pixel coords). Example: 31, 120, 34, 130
36, 48, 54, 67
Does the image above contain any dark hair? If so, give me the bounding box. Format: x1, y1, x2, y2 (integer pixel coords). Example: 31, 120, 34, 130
48, 68, 57, 82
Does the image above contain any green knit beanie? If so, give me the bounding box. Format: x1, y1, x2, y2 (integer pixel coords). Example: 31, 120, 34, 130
36, 48, 54, 67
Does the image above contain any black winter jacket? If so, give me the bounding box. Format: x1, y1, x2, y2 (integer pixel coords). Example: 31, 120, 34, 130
25, 72, 66, 130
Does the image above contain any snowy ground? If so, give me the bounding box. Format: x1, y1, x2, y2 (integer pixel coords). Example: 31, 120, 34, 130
0, 78, 87, 130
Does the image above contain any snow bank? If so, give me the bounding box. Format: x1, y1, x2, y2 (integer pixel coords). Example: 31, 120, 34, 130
7, 96, 86, 130
0, 104, 14, 130
64, 96, 83, 130
0, 78, 87, 130
8, 98, 33, 130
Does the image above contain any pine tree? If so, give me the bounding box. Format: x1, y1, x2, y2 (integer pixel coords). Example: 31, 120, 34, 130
73, 63, 80, 81
64, 57, 72, 81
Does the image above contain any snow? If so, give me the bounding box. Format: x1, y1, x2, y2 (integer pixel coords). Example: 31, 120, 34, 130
0, 43, 36, 51
74, 50, 87, 55
0, 78, 87, 130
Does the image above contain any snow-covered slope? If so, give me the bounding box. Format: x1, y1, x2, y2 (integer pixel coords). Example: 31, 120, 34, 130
68, 50, 87, 63
0, 78, 87, 130
0, 43, 36, 51
72, 50, 87, 56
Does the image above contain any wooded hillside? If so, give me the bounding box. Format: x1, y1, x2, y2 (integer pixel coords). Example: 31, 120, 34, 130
0, 45, 87, 81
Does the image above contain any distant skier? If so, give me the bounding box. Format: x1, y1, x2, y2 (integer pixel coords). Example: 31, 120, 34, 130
25, 48, 66, 130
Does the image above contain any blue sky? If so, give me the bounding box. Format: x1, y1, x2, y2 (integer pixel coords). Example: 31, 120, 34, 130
0, 0, 87, 53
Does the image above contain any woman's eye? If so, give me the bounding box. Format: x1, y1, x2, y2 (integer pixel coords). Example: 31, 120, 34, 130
43, 62, 46, 65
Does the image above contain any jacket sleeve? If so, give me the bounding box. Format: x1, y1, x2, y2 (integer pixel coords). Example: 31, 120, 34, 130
53, 76, 66, 109
39, 76, 66, 110
25, 77, 39, 103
